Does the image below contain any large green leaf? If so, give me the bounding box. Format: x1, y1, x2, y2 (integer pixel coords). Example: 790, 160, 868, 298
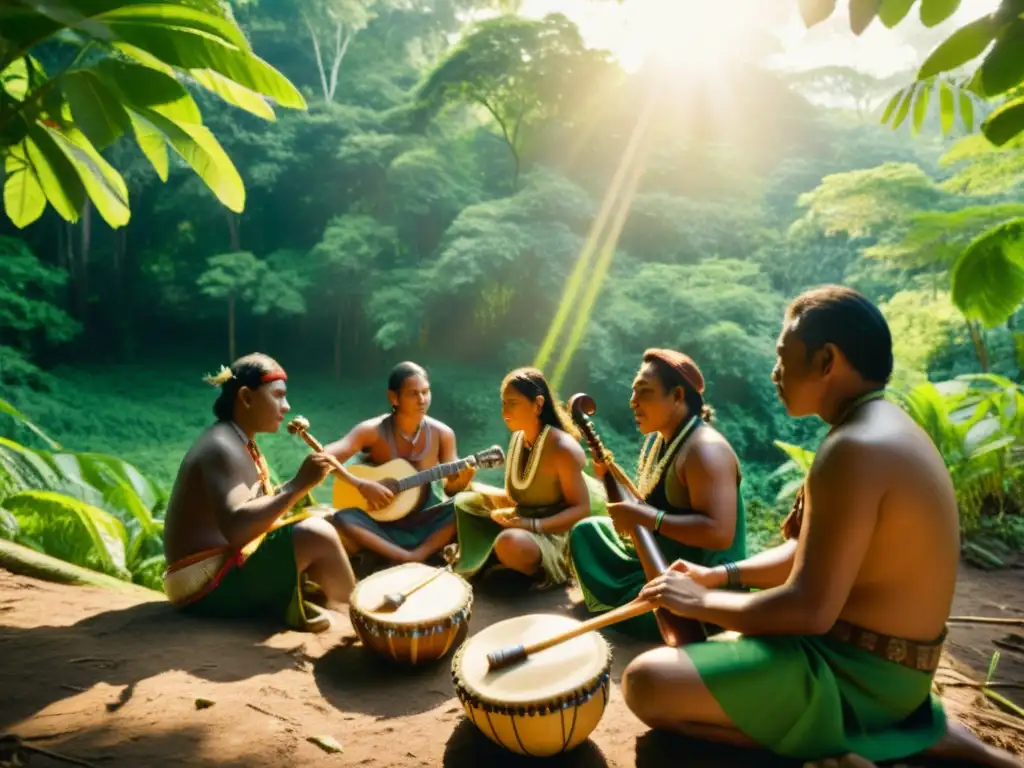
939, 80, 956, 133
4, 489, 129, 578
94, 3, 250, 50
979, 19, 1024, 97
0, 437, 62, 502
960, 89, 975, 131
878, 0, 915, 27
982, 94, 1024, 146
95, 58, 201, 123
126, 105, 244, 210
0, 398, 60, 450
917, 15, 999, 79
128, 112, 168, 180
772, 440, 817, 473
61, 69, 130, 150
920, 0, 962, 28
113, 35, 305, 110
912, 81, 932, 134
951, 218, 1024, 328
849, 0, 880, 34
186, 68, 274, 120
798, 0, 838, 27
3, 145, 46, 228
44, 124, 130, 228
24, 125, 85, 222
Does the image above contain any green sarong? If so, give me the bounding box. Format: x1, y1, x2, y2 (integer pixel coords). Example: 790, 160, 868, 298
568, 492, 747, 642
452, 473, 607, 585
182, 523, 310, 629
686, 633, 947, 762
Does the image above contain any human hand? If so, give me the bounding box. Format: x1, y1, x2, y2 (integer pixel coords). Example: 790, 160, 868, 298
591, 459, 607, 479
638, 569, 708, 617
607, 501, 651, 536
448, 464, 477, 492
667, 558, 725, 589
358, 480, 395, 511
295, 452, 333, 490
490, 507, 524, 529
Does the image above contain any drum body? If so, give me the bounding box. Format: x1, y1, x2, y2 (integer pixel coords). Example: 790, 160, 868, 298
349, 562, 473, 665
451, 614, 612, 756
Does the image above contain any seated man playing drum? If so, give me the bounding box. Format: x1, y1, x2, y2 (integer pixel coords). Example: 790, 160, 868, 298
162, 353, 357, 633
568, 348, 747, 642
625, 287, 1020, 768
448, 367, 606, 588
324, 362, 475, 565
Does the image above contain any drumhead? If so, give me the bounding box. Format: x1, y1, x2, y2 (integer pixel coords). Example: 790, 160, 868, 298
454, 614, 611, 705
351, 563, 471, 625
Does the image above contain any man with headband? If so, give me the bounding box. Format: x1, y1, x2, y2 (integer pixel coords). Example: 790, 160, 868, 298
622, 287, 1020, 768
567, 348, 748, 642
162, 353, 357, 633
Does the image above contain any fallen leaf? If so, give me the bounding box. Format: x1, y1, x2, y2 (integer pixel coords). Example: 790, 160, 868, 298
194, 698, 215, 710
308, 735, 343, 754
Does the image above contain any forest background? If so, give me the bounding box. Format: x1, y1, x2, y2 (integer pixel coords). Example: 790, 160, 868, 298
2, 0, 1023, 591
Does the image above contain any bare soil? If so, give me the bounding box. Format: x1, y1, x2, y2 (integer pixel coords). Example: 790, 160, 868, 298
1, 563, 1022, 768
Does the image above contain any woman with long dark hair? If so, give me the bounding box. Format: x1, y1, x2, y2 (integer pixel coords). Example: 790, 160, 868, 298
447, 367, 606, 587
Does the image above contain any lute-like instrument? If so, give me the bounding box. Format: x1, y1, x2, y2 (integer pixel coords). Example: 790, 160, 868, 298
331, 445, 505, 523
568, 393, 707, 647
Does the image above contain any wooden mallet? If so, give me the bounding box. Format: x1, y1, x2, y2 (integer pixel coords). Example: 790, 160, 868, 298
485, 597, 656, 671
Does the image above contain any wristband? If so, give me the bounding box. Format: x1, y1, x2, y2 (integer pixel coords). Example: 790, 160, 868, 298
723, 561, 741, 589
653, 510, 665, 534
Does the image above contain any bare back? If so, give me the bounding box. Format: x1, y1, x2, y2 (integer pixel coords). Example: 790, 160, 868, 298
800, 399, 959, 642
163, 423, 261, 563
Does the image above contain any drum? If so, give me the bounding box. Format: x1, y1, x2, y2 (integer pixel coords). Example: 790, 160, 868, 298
451, 613, 612, 756
349, 562, 473, 665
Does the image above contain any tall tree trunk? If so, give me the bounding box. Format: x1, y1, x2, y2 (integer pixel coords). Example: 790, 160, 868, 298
78, 200, 92, 325
334, 305, 343, 380
968, 320, 989, 372
228, 295, 236, 362
225, 212, 241, 251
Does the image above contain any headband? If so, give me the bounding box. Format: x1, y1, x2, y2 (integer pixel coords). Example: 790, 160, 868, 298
203, 365, 288, 388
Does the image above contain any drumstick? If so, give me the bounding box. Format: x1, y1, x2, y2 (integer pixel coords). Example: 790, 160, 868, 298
375, 564, 452, 613
286, 417, 349, 477
486, 597, 656, 671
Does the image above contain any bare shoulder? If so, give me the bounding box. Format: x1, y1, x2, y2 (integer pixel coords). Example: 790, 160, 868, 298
681, 425, 738, 474
550, 429, 586, 469
190, 424, 247, 471
427, 416, 455, 440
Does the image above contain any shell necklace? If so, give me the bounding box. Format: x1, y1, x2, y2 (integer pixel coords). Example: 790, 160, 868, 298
635, 416, 700, 499
507, 425, 551, 492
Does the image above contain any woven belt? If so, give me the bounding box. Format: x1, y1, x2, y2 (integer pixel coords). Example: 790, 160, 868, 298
827, 619, 945, 673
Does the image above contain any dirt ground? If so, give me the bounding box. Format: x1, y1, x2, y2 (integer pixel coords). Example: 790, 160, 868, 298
1, 563, 1023, 768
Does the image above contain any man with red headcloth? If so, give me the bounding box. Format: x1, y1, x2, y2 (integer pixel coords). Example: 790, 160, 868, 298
567, 348, 748, 642
162, 353, 357, 633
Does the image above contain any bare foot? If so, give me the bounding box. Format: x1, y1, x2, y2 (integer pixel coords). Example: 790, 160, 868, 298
803, 755, 877, 768
925, 719, 1024, 767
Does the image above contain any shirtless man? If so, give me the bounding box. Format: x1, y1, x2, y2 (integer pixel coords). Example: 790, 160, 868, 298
621, 286, 1021, 768
324, 362, 476, 564
163, 353, 356, 633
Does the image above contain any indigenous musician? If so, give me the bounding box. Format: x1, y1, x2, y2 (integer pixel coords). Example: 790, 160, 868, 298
568, 348, 747, 641
325, 362, 475, 564
448, 367, 607, 587
624, 287, 1021, 768
162, 353, 356, 633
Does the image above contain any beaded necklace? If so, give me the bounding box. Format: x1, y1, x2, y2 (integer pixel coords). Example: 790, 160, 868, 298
229, 421, 273, 496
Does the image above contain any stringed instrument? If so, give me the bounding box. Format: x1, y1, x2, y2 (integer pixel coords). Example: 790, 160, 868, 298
331, 445, 505, 523
568, 392, 708, 647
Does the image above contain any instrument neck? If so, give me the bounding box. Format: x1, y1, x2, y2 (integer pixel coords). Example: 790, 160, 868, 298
394, 457, 469, 492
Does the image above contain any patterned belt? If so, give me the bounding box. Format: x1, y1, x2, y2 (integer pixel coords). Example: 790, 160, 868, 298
827, 619, 946, 673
